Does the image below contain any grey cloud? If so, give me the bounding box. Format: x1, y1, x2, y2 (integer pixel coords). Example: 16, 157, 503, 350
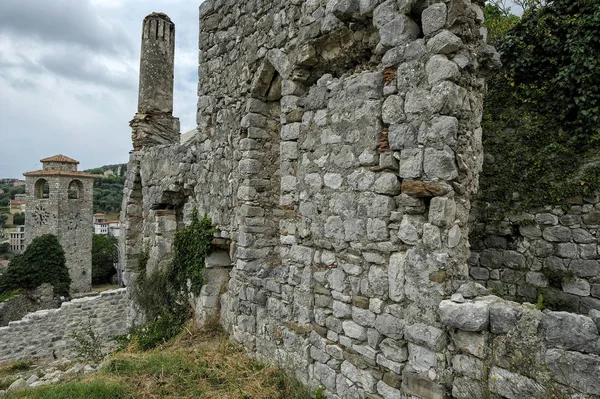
0, 0, 134, 56
39, 50, 136, 90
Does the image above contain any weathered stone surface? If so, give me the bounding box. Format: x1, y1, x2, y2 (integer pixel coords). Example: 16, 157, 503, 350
488, 367, 546, 399
399, 148, 423, 179
422, 3, 447, 36
452, 376, 483, 399
374, 313, 405, 339
545, 349, 600, 395
427, 30, 462, 54
426, 55, 460, 84
423, 147, 458, 180
540, 311, 600, 353
438, 298, 493, 332
405, 323, 446, 351
379, 15, 420, 47
379, 338, 408, 363
489, 301, 521, 334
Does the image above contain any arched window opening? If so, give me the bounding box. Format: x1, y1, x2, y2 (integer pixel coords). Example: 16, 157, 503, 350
35, 179, 50, 199
68, 180, 84, 199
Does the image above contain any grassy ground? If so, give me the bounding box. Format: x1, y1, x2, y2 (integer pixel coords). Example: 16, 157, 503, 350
2, 323, 316, 399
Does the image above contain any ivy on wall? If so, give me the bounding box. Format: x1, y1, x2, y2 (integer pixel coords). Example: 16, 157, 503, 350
129, 210, 216, 349
478, 0, 600, 217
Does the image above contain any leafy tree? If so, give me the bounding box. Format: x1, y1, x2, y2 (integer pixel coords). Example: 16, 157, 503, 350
13, 212, 24, 225
92, 235, 117, 284
0, 234, 70, 296
0, 213, 7, 228
0, 242, 9, 254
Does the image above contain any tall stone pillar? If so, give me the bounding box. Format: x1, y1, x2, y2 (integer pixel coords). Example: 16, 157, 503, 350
138, 13, 175, 114
130, 12, 179, 150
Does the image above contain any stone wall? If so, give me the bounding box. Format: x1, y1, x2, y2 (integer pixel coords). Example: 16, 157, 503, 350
0, 289, 127, 364
439, 284, 600, 398
470, 192, 600, 314
196, 0, 493, 397
0, 284, 60, 327
117, 1, 600, 397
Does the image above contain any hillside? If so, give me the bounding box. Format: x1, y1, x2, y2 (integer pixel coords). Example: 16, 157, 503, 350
84, 164, 127, 215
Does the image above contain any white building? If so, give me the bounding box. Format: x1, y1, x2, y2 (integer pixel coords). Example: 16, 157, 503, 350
9, 226, 25, 252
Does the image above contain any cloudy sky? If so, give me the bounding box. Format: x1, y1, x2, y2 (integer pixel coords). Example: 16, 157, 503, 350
0, 0, 201, 178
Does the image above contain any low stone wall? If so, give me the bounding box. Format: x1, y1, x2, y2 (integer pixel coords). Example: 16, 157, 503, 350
439, 285, 600, 398
470, 194, 600, 314
0, 288, 127, 364
0, 284, 60, 327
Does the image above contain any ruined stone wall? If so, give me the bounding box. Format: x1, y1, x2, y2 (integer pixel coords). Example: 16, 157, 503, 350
0, 284, 60, 327
118, 1, 600, 397
196, 0, 494, 397
438, 285, 600, 398
0, 289, 127, 364
469, 192, 600, 315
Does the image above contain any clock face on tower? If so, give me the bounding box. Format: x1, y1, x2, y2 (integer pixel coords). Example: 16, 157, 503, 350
33, 204, 50, 226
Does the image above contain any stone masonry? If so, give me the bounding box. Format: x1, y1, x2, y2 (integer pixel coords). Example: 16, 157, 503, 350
470, 192, 600, 315
24, 155, 99, 293
119, 1, 600, 398
0, 289, 127, 364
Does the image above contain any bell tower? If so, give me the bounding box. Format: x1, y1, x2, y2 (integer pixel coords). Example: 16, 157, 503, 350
23, 155, 100, 293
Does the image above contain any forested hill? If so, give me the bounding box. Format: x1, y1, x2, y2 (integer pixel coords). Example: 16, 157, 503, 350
84, 164, 127, 214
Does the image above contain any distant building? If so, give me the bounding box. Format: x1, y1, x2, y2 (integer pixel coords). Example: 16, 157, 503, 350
9, 200, 25, 214
9, 226, 25, 252
108, 220, 121, 238
12, 180, 25, 187
14, 194, 26, 201
93, 213, 121, 237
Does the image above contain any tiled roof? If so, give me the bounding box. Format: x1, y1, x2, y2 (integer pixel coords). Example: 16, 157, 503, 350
94, 213, 106, 216
10, 200, 25, 205
23, 170, 101, 178
40, 154, 79, 164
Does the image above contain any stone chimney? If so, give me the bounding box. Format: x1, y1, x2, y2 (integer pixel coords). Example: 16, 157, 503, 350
130, 12, 180, 151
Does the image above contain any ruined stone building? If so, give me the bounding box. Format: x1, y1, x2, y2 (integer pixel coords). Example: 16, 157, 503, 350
120, 2, 600, 398
24, 155, 98, 293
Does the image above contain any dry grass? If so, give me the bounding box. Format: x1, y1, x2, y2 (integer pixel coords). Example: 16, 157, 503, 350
99, 323, 312, 399
3, 321, 315, 399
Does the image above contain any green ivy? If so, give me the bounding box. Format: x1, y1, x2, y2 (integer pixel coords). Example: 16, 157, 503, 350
478, 0, 600, 218
129, 209, 216, 350
169, 209, 217, 296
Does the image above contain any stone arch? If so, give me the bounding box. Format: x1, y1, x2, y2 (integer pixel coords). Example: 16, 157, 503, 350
34, 178, 50, 199
67, 179, 84, 199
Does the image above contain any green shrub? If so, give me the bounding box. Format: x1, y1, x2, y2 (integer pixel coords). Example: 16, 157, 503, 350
71, 324, 104, 363
92, 234, 117, 285
128, 210, 216, 350
0, 234, 70, 296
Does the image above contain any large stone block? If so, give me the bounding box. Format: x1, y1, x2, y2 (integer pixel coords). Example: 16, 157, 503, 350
546, 349, 600, 395
488, 367, 546, 399
540, 311, 600, 353
439, 297, 495, 332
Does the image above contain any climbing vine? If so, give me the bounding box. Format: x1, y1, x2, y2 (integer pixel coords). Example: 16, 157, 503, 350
129, 209, 216, 349
478, 0, 600, 218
